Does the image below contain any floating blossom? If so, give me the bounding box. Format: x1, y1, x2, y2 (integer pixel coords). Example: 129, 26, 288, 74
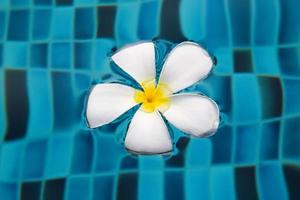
86, 41, 220, 155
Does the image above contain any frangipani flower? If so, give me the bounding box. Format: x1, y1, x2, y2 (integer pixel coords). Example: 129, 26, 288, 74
86, 41, 220, 155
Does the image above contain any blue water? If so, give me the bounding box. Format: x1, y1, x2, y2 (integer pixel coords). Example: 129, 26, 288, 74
0, 0, 300, 200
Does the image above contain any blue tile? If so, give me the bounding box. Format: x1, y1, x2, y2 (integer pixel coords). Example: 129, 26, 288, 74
56, 0, 73, 6
4, 42, 28, 67
282, 117, 300, 159
10, 0, 30, 7
30, 44, 48, 68
115, 3, 139, 44
93, 175, 114, 200
8, 10, 29, 41
278, 47, 300, 76
27, 70, 52, 138
211, 167, 235, 200
67, 177, 91, 200
75, 8, 95, 39
139, 156, 164, 170
138, 1, 159, 40
74, 0, 94, 5
254, 0, 279, 45
253, 47, 280, 75
71, 132, 94, 173
228, 0, 251, 46
260, 121, 280, 160
74, 73, 91, 91
205, 0, 229, 47
45, 135, 73, 177
279, 0, 300, 44
32, 9, 52, 40
34, 0, 52, 5
258, 163, 288, 200
234, 124, 260, 164
213, 48, 233, 74
0, 70, 4, 136
186, 169, 210, 200
51, 43, 71, 69
52, 8, 73, 39
93, 39, 115, 71
23, 139, 47, 179
94, 135, 123, 172
233, 74, 261, 123
0, 141, 24, 180
211, 126, 232, 164
283, 79, 300, 115
138, 172, 163, 200
0, 182, 17, 200
186, 139, 211, 167
74, 42, 92, 69
51, 72, 77, 131
0, 11, 6, 40
0, 44, 2, 67
0, 0, 9, 8
180, 0, 205, 41
165, 171, 184, 200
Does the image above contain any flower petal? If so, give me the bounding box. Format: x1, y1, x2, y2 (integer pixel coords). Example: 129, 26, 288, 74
124, 110, 173, 155
162, 94, 219, 137
111, 42, 156, 84
86, 83, 137, 128
158, 42, 213, 93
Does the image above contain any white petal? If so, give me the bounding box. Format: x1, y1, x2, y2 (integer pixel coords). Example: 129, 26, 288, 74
86, 83, 137, 128
159, 42, 213, 93
162, 94, 219, 137
124, 110, 173, 155
111, 42, 156, 84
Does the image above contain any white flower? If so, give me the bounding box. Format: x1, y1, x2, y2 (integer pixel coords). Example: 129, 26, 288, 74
86, 41, 220, 155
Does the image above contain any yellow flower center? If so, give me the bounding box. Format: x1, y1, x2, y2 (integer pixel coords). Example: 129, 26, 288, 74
134, 80, 171, 113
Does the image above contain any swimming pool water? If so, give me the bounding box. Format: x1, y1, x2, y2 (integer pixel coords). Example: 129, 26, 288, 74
0, 0, 300, 199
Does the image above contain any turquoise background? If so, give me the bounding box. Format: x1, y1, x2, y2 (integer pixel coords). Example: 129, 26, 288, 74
0, 0, 300, 199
